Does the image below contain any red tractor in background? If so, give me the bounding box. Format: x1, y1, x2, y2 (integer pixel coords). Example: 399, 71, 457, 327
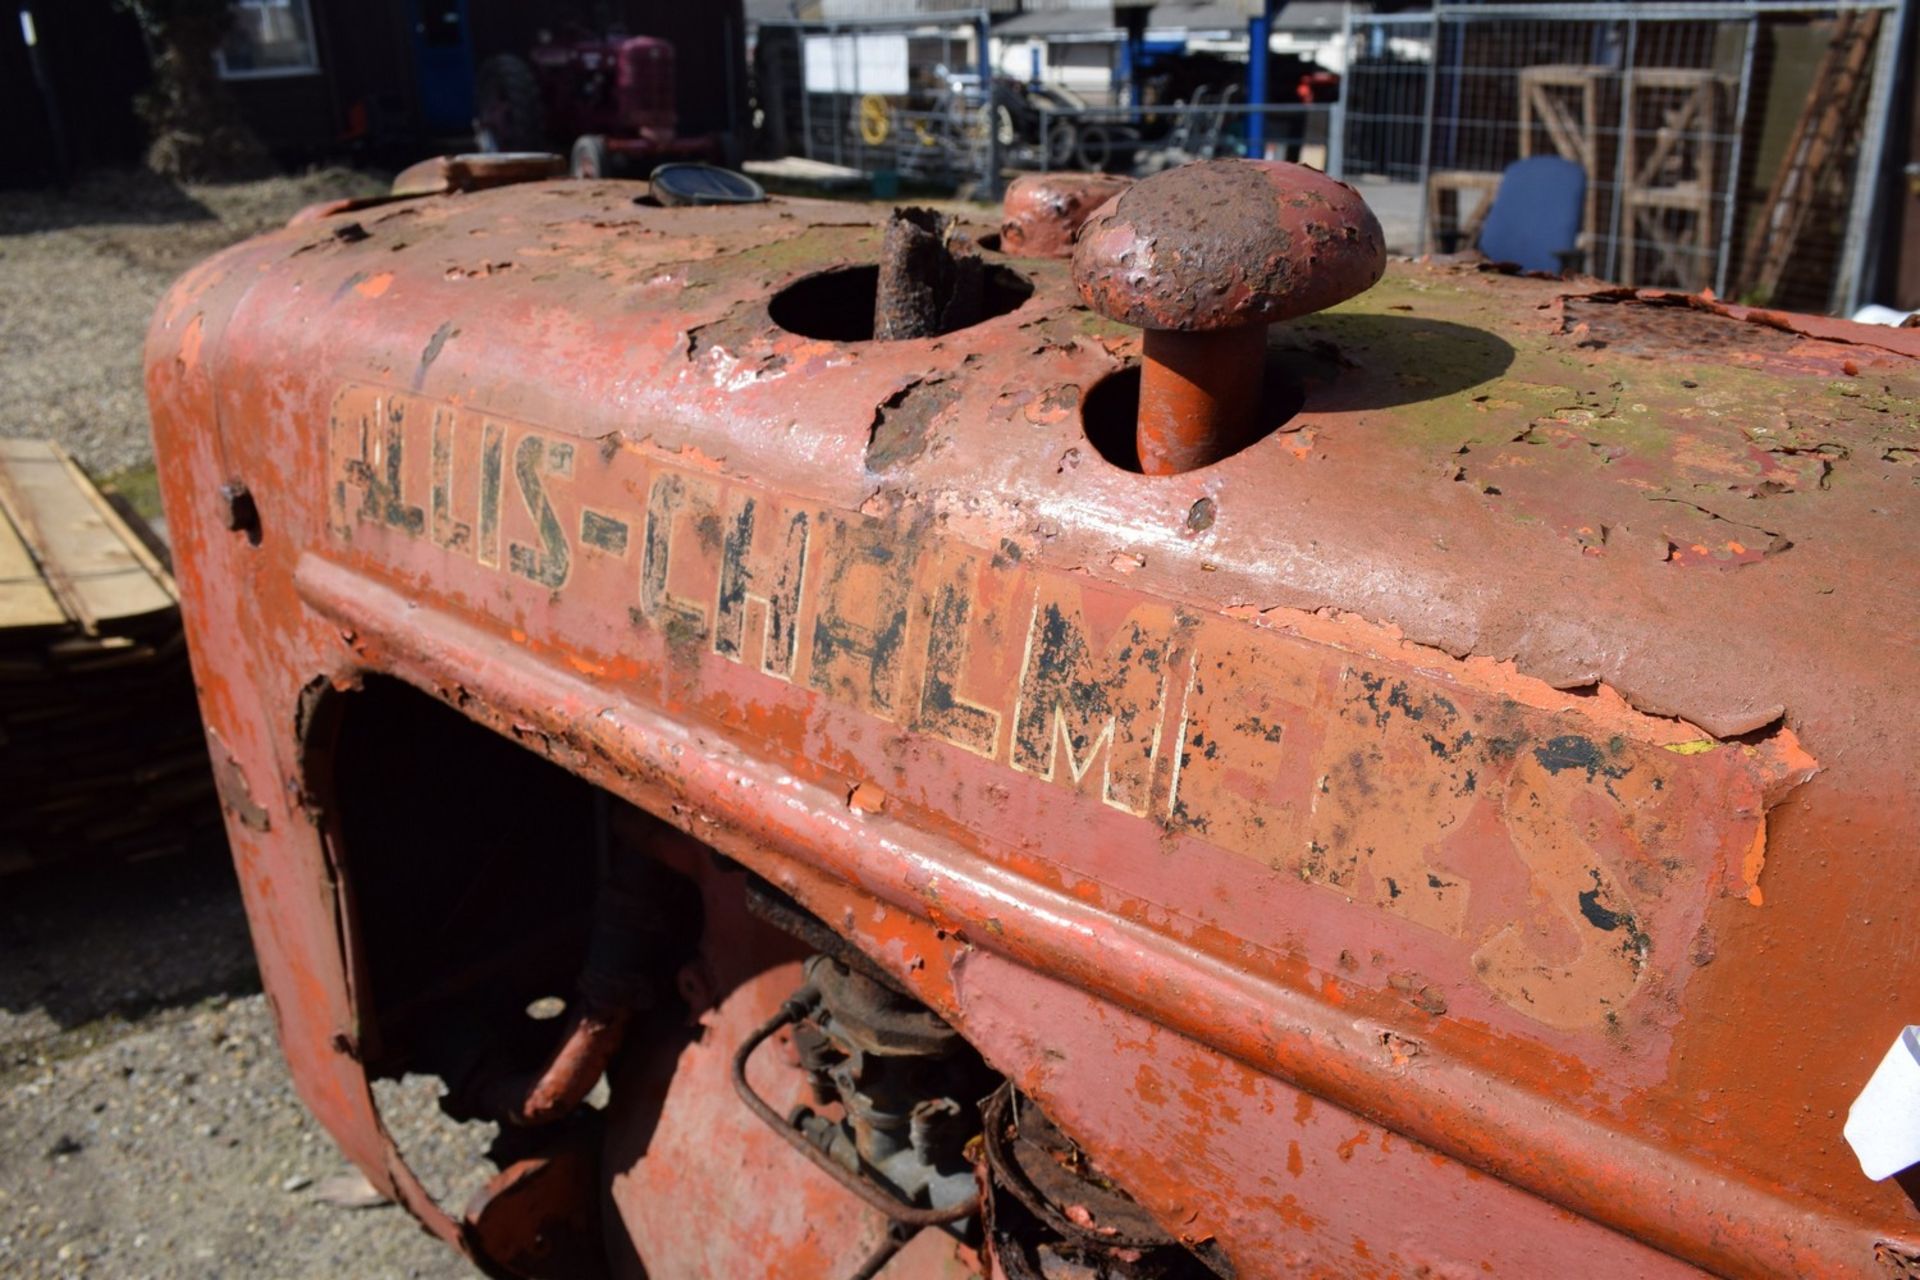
474, 29, 716, 179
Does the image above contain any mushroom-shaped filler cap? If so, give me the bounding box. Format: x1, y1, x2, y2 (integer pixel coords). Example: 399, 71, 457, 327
1072, 159, 1388, 332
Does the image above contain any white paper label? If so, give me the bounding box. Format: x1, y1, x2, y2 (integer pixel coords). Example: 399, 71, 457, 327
1845, 1026, 1920, 1180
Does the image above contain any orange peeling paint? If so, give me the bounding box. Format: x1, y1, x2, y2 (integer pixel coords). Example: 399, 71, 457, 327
1272, 1193, 1321, 1232
1226, 601, 1715, 745
1742, 824, 1767, 907
178, 313, 205, 373
354, 272, 395, 299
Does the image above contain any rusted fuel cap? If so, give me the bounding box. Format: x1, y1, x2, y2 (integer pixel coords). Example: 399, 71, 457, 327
1000, 172, 1133, 259
1073, 159, 1386, 475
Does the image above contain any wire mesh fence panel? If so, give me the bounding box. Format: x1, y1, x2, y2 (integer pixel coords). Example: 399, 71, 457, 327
991, 30, 1128, 107
1024, 102, 1342, 176
756, 19, 994, 184
758, 16, 1344, 189
1342, 13, 1437, 184
1338, 1, 1901, 313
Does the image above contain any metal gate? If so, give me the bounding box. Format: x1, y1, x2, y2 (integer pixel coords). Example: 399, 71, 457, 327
754, 12, 1004, 188
1340, 0, 1908, 313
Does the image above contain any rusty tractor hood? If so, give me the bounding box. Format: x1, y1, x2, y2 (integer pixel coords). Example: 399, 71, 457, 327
146, 178, 1920, 1276
168, 182, 1916, 746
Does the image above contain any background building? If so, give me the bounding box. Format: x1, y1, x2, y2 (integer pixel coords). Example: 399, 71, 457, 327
3, 0, 750, 180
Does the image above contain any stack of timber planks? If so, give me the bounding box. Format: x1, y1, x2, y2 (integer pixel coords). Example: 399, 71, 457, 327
0, 440, 217, 873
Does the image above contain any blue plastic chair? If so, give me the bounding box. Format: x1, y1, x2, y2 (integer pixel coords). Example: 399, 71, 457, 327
1477, 156, 1587, 275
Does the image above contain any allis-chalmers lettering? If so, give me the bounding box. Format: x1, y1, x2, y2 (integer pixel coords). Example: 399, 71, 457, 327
331, 385, 1801, 1033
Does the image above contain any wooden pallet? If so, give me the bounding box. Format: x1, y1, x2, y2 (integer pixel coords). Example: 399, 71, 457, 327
1519, 64, 1607, 250
0, 439, 175, 634
1621, 69, 1727, 290
0, 440, 217, 873
1424, 169, 1502, 255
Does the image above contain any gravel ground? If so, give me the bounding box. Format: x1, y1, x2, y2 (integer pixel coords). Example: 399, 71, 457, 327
1, 166, 487, 1279
0, 166, 1418, 484
0, 852, 483, 1280
0, 168, 387, 477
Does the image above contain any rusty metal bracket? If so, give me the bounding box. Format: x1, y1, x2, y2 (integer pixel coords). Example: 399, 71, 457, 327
847, 1222, 918, 1280
478, 848, 677, 1127
730, 989, 981, 1229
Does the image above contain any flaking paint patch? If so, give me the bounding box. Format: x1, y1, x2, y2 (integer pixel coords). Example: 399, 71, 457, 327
413, 321, 457, 391
177, 313, 205, 374
1227, 600, 1709, 745
867, 378, 961, 472
1742, 824, 1767, 907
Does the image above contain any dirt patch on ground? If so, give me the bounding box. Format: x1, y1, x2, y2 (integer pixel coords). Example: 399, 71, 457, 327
0, 168, 386, 477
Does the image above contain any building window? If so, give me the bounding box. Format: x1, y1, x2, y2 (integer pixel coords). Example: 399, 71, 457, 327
217, 0, 319, 79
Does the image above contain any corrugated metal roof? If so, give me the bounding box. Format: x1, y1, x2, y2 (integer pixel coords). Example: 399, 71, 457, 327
996, 6, 1119, 35
1123, 0, 1348, 23
816, 0, 1018, 17
1011, 0, 1125, 11
746, 0, 820, 22
1146, 0, 1248, 30
773, 0, 1346, 29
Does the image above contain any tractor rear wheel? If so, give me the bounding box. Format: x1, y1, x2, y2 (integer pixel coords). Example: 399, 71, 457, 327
1075, 124, 1113, 172
473, 55, 544, 153
1045, 119, 1078, 168
570, 134, 613, 180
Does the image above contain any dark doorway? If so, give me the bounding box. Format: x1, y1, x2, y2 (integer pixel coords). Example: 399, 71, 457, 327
407, 0, 477, 138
